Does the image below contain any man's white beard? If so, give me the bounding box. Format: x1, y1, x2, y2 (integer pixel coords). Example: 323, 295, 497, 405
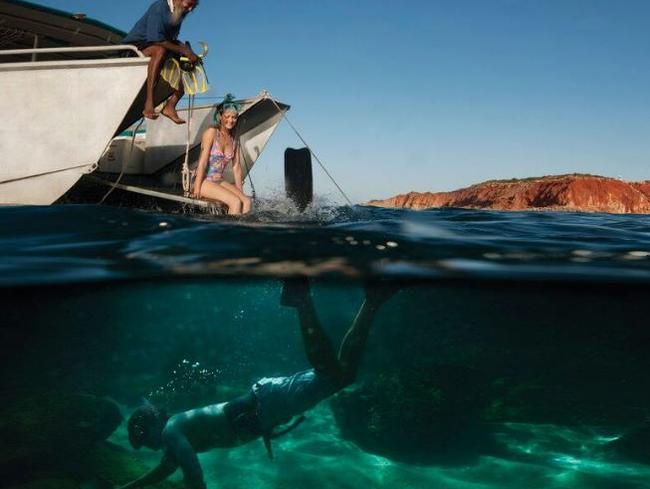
171, 6, 184, 25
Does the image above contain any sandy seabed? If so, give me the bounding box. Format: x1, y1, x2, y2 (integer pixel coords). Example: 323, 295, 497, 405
110, 405, 650, 489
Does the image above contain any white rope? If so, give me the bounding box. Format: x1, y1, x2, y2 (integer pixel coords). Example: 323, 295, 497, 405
182, 95, 195, 196
99, 119, 144, 204
238, 130, 257, 200
268, 96, 354, 206
0, 162, 95, 185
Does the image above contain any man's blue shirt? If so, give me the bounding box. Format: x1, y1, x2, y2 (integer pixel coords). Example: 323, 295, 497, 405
123, 0, 183, 45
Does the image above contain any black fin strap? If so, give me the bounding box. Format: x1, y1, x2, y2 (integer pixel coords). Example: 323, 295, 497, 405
262, 416, 307, 460
263, 434, 274, 460
270, 415, 306, 439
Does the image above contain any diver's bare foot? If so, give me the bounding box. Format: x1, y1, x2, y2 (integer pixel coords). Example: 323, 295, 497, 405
161, 106, 186, 125
281, 277, 310, 308
364, 281, 400, 308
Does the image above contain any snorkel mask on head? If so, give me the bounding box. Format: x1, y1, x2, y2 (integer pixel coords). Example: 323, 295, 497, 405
214, 93, 241, 125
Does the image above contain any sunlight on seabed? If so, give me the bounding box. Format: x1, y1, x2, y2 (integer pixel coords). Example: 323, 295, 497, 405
107, 407, 650, 489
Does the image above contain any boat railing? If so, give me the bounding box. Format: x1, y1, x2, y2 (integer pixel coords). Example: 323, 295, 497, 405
0, 45, 144, 62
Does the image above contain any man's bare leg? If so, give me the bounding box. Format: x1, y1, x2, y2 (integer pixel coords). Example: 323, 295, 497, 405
281, 278, 342, 380
141, 46, 167, 120
161, 86, 186, 125
337, 282, 398, 384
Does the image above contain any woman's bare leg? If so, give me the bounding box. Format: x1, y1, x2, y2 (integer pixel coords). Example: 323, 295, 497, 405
199, 180, 242, 215
219, 181, 252, 214
281, 278, 343, 380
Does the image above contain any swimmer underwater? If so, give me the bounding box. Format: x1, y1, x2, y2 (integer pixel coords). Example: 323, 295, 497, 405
118, 279, 396, 489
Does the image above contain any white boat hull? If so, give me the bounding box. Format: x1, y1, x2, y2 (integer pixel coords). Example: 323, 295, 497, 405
144, 105, 216, 174
0, 166, 89, 206
96, 96, 289, 186
0, 57, 149, 205
97, 133, 147, 174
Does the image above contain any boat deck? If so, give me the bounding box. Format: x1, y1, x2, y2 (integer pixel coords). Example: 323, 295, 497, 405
84, 175, 226, 214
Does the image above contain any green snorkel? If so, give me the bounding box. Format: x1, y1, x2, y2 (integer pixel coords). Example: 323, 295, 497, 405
214, 93, 241, 125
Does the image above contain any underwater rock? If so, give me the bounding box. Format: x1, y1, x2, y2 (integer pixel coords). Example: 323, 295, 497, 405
481, 376, 638, 427
330, 365, 491, 465
6, 479, 80, 489
0, 393, 122, 485
86, 442, 182, 488
2, 443, 183, 489
367, 174, 650, 213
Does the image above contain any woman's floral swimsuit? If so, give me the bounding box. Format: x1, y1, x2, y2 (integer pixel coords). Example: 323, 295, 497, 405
206, 135, 237, 181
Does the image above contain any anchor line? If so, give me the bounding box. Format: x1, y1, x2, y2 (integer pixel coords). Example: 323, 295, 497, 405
99, 118, 145, 204
268, 95, 354, 207
0, 162, 93, 185
235, 123, 257, 201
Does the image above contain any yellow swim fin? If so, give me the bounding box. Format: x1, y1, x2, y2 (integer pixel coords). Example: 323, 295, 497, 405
160, 58, 182, 91
163, 41, 210, 95
181, 64, 209, 95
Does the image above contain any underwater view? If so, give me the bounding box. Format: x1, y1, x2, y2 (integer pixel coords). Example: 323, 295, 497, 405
3, 202, 650, 489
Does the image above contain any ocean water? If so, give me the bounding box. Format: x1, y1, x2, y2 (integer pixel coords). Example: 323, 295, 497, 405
2, 201, 650, 489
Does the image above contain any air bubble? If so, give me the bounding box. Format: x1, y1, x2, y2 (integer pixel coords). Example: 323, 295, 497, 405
483, 253, 501, 260
628, 251, 650, 258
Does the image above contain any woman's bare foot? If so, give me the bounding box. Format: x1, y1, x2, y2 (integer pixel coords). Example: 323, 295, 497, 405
161, 106, 186, 125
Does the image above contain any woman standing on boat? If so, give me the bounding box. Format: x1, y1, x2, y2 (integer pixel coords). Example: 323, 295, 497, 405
192, 96, 252, 215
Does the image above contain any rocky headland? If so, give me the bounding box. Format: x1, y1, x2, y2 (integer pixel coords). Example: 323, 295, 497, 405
367, 174, 650, 214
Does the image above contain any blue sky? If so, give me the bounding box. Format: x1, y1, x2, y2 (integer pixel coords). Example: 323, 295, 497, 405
38, 0, 650, 202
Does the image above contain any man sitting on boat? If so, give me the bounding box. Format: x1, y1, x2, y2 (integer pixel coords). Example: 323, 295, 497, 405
123, 0, 200, 124
118, 279, 396, 489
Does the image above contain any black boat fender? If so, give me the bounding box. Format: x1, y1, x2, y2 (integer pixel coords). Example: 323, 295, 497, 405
284, 147, 313, 212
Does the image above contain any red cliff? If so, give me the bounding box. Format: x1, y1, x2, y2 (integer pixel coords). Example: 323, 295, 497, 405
367, 175, 650, 214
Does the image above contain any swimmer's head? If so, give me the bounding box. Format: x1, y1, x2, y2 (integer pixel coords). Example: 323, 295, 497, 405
127, 402, 168, 450
215, 94, 241, 129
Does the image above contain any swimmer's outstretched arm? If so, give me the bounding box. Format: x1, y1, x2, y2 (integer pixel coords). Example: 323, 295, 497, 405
162, 429, 207, 489
118, 429, 206, 489
117, 453, 177, 489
